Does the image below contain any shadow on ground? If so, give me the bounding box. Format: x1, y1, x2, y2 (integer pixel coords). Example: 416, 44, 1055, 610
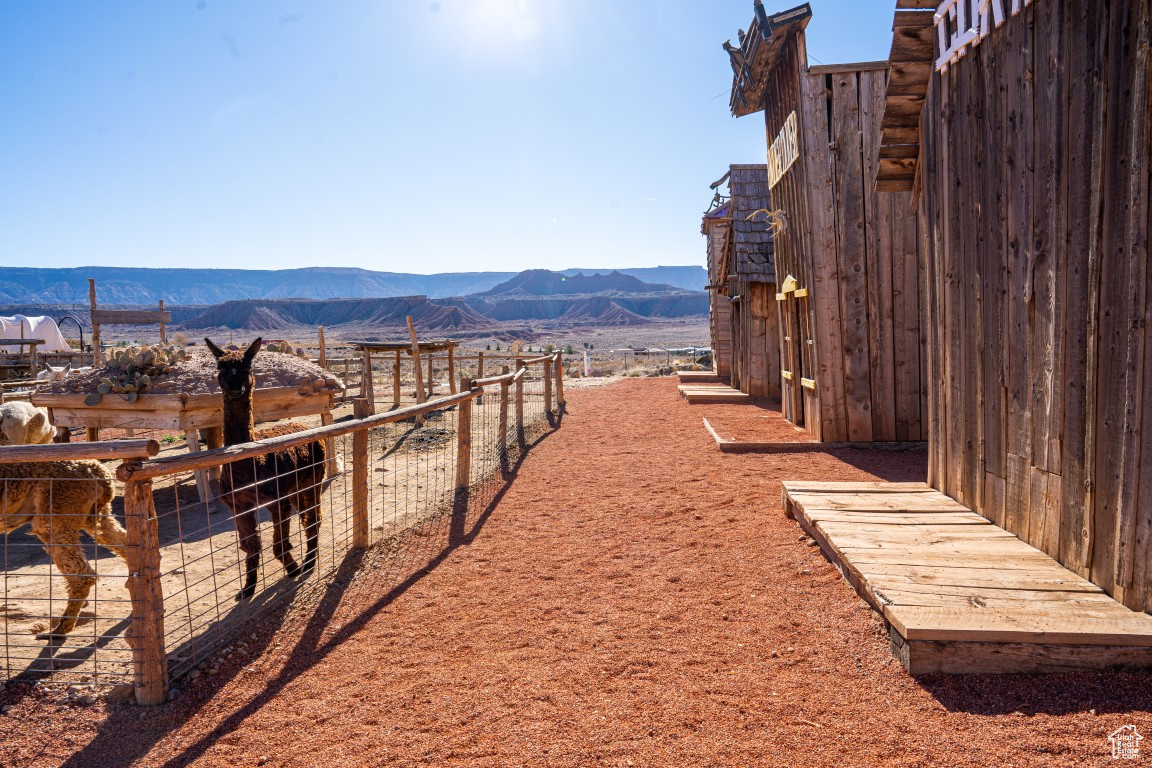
919, 671, 1152, 716
56, 420, 560, 768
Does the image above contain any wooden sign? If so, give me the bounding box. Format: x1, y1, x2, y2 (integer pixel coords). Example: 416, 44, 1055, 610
766, 111, 799, 189
934, 0, 1034, 72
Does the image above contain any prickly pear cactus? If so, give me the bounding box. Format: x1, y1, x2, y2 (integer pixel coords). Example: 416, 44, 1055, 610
83, 345, 192, 406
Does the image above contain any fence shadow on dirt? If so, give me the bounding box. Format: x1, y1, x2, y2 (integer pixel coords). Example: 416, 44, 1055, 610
55, 419, 559, 768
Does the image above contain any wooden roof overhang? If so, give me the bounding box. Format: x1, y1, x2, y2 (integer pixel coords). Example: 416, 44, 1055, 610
876, 2, 937, 191
727, 2, 813, 118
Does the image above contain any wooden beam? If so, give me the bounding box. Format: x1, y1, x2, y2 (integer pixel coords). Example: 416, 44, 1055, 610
881, 125, 922, 144
880, 143, 921, 159
876, 178, 916, 192
893, 10, 936, 27
90, 310, 173, 325
809, 60, 890, 75
0, 439, 159, 463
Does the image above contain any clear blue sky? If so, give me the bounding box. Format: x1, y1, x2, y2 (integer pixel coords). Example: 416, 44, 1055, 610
0, 1, 895, 274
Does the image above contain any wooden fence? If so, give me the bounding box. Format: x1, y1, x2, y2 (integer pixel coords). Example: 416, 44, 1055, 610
0, 353, 565, 705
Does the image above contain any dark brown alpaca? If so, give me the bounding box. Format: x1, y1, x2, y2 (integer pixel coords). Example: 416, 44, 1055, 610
206, 337, 326, 601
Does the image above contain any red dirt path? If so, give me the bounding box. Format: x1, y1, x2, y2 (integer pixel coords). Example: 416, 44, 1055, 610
3, 377, 1151, 767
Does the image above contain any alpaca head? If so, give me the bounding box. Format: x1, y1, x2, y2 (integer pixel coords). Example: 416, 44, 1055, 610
205, 337, 262, 401
0, 401, 57, 445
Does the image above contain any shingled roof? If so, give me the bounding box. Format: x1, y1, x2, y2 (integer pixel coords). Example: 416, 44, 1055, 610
729, 164, 776, 282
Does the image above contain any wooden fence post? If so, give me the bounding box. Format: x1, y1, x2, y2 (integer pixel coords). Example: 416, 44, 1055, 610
360, 350, 375, 414
515, 359, 526, 449
392, 351, 401, 411
555, 352, 565, 415
407, 317, 426, 426
499, 365, 510, 474
351, 398, 371, 549
123, 479, 167, 706
448, 346, 457, 394
88, 279, 102, 365
452, 376, 473, 544
317, 326, 327, 368
543, 357, 553, 420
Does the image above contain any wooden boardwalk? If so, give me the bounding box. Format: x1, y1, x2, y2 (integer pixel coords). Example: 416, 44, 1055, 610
675, 370, 722, 384
782, 481, 1152, 674
676, 383, 750, 404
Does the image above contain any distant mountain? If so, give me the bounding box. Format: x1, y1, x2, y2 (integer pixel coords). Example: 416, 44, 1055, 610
465, 269, 707, 324
178, 296, 495, 334
0, 267, 518, 305
561, 266, 706, 292
474, 269, 682, 298
0, 265, 706, 305
1, 266, 708, 335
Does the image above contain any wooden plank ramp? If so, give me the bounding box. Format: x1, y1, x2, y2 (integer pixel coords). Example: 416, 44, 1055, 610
781, 481, 1152, 674
676, 370, 722, 384
703, 417, 923, 454
677, 384, 750, 404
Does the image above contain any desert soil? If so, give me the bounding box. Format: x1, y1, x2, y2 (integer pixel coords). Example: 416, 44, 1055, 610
2, 377, 1150, 767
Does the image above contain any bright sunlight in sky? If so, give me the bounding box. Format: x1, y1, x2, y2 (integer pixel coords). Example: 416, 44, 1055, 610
0, 1, 896, 274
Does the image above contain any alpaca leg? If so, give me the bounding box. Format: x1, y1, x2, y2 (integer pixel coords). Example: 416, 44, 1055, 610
42, 534, 96, 638
234, 511, 261, 601
91, 505, 129, 561
299, 487, 322, 575
270, 503, 301, 579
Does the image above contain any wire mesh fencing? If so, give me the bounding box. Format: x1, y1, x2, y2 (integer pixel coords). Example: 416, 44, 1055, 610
0, 353, 564, 704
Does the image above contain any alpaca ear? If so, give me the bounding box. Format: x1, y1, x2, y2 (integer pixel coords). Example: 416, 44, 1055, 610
243, 337, 263, 364
204, 338, 226, 359
28, 410, 50, 442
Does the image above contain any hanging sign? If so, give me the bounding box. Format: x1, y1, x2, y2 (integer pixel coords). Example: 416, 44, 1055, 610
935, 0, 1034, 72
767, 111, 799, 190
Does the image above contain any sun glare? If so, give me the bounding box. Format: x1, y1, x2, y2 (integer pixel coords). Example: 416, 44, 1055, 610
440, 0, 571, 54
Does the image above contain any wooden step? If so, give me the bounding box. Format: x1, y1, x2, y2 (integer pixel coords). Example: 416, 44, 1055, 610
676, 371, 722, 384
781, 480, 1152, 674
677, 384, 750, 404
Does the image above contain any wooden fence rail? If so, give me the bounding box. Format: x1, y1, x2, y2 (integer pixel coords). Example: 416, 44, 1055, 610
107, 352, 564, 706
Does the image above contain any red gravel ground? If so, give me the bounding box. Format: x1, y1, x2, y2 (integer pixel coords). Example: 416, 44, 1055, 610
700, 401, 819, 444
3, 377, 1151, 767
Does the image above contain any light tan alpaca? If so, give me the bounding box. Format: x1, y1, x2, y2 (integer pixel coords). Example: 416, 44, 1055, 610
0, 402, 57, 446
0, 460, 129, 638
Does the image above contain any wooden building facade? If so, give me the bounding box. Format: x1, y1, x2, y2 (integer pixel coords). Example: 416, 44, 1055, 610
899, 0, 1152, 610
703, 165, 781, 399
727, 3, 926, 441
703, 190, 734, 380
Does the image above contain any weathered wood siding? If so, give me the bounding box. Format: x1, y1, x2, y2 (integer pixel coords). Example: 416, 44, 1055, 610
919, 0, 1152, 610
706, 221, 733, 378
764, 30, 925, 442
705, 164, 780, 397
730, 278, 781, 399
